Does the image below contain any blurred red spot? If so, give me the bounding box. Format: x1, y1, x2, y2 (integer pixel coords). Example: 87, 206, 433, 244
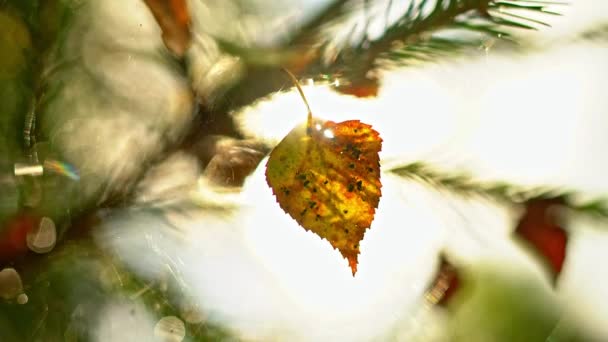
426, 255, 460, 307
335, 77, 379, 98
0, 213, 38, 262
515, 198, 568, 283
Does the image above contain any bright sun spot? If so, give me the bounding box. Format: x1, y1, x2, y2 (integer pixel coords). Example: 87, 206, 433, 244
226, 38, 608, 340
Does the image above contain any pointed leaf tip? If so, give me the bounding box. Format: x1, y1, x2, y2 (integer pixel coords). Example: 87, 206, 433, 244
348, 256, 358, 276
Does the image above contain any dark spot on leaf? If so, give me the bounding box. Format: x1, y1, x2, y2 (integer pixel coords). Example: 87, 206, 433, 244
367, 167, 373, 172
303, 180, 310, 187
349, 163, 355, 169
316, 214, 321, 221
309, 201, 316, 208
300, 208, 307, 216
356, 180, 363, 191
312, 187, 317, 193
324, 180, 329, 185
345, 229, 349, 233
342, 144, 362, 159
348, 184, 354, 192
343, 210, 348, 214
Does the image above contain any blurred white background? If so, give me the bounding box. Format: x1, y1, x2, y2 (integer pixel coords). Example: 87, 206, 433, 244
88, 0, 608, 341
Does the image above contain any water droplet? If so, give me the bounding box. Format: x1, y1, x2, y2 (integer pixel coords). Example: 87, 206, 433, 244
17, 293, 28, 304
154, 316, 186, 342
26, 217, 57, 254
180, 302, 205, 324
0, 268, 23, 300
323, 129, 334, 139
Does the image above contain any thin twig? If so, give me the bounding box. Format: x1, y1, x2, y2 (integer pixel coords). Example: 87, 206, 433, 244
282, 68, 314, 129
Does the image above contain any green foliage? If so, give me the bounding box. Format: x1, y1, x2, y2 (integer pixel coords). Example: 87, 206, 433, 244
0, 239, 235, 341
0, 0, 84, 231
445, 265, 587, 342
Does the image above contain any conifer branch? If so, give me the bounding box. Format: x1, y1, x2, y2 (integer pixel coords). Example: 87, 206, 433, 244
216, 0, 562, 114
389, 162, 608, 220
578, 22, 608, 42
316, 0, 563, 76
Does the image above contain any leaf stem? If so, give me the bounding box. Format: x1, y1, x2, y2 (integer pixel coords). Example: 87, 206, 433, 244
282, 68, 314, 132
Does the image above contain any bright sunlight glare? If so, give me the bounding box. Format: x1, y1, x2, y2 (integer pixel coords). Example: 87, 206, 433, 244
93, 0, 608, 340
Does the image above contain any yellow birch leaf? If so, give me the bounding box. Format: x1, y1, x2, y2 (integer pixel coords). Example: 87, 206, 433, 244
266, 116, 382, 275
